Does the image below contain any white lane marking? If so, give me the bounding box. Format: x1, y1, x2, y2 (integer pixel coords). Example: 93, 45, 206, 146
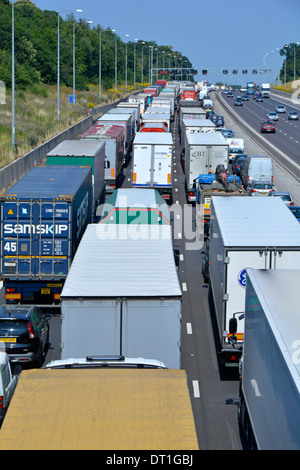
182, 282, 187, 291
193, 380, 200, 398
186, 322, 193, 335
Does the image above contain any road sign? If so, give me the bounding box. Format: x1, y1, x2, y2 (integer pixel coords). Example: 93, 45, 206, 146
69, 95, 76, 104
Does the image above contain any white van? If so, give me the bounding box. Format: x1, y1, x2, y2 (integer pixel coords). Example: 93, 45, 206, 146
0, 352, 18, 423
226, 138, 245, 162
241, 155, 274, 188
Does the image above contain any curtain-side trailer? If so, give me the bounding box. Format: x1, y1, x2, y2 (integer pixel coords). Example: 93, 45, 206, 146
209, 197, 300, 366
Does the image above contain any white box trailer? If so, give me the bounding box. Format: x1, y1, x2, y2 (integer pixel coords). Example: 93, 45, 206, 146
239, 269, 300, 450
145, 106, 170, 115
180, 107, 206, 123
111, 106, 140, 134
128, 94, 148, 116
141, 112, 171, 132
180, 119, 216, 155
152, 97, 174, 119
184, 133, 228, 202
132, 132, 173, 203
209, 197, 300, 366
60, 224, 182, 369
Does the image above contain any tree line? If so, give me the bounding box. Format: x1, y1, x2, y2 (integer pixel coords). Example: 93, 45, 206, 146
0, 0, 192, 92
279, 43, 300, 85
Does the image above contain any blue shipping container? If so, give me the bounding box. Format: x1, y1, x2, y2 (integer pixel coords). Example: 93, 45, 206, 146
0, 166, 93, 304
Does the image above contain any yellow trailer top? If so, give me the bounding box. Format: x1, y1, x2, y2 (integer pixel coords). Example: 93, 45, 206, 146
0, 368, 198, 450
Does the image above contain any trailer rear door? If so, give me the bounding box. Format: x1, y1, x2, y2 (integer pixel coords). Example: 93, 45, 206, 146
133, 144, 152, 186
153, 144, 172, 186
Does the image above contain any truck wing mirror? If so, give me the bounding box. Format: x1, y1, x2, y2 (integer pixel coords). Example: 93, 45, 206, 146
229, 317, 237, 335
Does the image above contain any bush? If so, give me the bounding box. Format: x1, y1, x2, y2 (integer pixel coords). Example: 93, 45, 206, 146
28, 133, 39, 148
31, 83, 49, 98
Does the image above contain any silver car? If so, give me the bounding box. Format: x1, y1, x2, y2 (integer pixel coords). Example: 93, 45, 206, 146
276, 105, 286, 113
247, 180, 274, 196
288, 111, 299, 120
268, 191, 294, 206
267, 111, 279, 121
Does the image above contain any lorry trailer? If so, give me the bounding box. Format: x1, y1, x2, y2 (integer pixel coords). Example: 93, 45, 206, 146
140, 112, 171, 132
80, 124, 124, 194
98, 188, 171, 226
208, 197, 300, 366
0, 368, 198, 450
132, 132, 173, 203
97, 113, 133, 162
60, 223, 182, 369
183, 132, 229, 203
239, 269, 300, 450
46, 139, 105, 214
0, 166, 93, 304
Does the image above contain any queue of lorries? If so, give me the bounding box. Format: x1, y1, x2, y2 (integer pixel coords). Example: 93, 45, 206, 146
0, 81, 199, 450
0, 80, 300, 450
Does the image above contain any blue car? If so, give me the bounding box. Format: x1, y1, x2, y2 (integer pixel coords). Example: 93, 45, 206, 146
217, 128, 234, 138
216, 116, 224, 127
289, 206, 300, 222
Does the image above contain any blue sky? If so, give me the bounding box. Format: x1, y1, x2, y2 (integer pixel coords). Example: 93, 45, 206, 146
31, 0, 300, 85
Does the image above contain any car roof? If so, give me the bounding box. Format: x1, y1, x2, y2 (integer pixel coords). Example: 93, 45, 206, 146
45, 356, 167, 369
0, 305, 35, 320
270, 191, 292, 196
251, 179, 272, 184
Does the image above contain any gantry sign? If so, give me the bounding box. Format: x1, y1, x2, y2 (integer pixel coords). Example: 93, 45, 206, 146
200, 68, 275, 75
155, 68, 198, 76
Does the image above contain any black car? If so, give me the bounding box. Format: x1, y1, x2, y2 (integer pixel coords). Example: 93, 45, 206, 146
0, 305, 51, 366
234, 97, 243, 106
232, 154, 247, 175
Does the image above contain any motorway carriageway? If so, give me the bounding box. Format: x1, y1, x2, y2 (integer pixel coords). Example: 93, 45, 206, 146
222, 91, 300, 163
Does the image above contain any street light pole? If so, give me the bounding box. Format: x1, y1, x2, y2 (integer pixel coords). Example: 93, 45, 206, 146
294, 42, 299, 90
124, 34, 129, 92
141, 43, 146, 87
12, 1, 16, 153
134, 38, 138, 88
115, 35, 117, 96
99, 28, 115, 102
72, 20, 75, 108
57, 9, 82, 119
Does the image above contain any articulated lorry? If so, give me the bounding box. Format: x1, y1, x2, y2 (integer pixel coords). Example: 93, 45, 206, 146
260, 83, 270, 98
208, 197, 300, 366
46, 139, 105, 212
98, 188, 171, 226
80, 124, 124, 194
183, 133, 229, 203
60, 223, 182, 369
132, 132, 173, 204
0, 368, 198, 450
140, 112, 171, 132
97, 113, 133, 162
0, 166, 93, 305
238, 269, 300, 450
